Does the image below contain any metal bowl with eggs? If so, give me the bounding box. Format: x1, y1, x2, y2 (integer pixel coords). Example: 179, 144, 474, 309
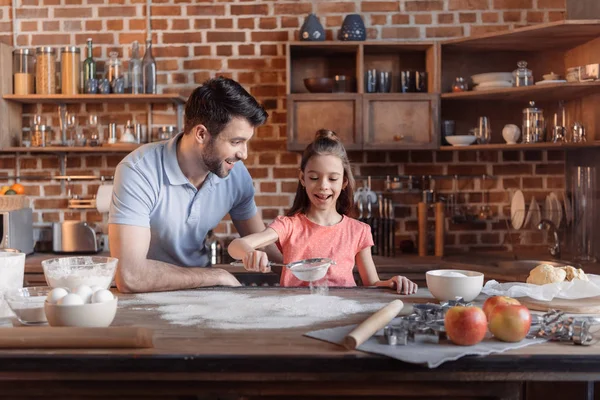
426, 269, 484, 302
44, 285, 118, 327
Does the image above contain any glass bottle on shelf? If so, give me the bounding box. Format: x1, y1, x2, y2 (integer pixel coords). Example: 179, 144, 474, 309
513, 61, 533, 87
451, 77, 467, 92
83, 38, 96, 93
129, 41, 143, 94
142, 39, 157, 94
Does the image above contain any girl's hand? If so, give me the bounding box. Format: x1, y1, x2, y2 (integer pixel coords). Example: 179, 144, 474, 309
389, 276, 418, 295
242, 250, 271, 273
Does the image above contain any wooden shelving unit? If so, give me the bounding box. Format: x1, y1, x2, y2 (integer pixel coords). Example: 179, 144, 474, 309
2, 94, 187, 105
438, 141, 600, 151
0, 144, 140, 153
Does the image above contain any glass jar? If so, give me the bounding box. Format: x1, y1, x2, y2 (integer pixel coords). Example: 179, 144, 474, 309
35, 47, 56, 94
87, 114, 100, 146
513, 60, 533, 87
522, 101, 545, 143
107, 51, 123, 83
13, 49, 35, 95
451, 76, 467, 92
61, 46, 81, 95
31, 124, 51, 147
157, 126, 176, 141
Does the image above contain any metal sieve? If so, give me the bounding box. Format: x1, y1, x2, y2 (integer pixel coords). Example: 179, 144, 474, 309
231, 258, 335, 282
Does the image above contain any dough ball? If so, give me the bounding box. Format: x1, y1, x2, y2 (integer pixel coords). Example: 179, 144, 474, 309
559, 266, 589, 282
526, 264, 566, 285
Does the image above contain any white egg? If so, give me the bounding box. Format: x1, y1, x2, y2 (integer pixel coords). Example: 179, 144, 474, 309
92, 289, 114, 304
90, 285, 104, 293
72, 285, 94, 304
47, 287, 69, 304
57, 293, 85, 306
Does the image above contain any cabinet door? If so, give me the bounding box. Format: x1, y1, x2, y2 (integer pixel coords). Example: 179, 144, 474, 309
287, 94, 362, 151
362, 94, 440, 150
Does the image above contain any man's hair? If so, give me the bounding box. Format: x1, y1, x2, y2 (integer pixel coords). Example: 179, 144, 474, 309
184, 77, 268, 136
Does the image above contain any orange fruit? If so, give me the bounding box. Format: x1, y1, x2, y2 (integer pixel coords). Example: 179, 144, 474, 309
0, 186, 10, 195
10, 183, 25, 195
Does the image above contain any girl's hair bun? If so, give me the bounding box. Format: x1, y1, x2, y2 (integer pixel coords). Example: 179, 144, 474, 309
315, 129, 338, 141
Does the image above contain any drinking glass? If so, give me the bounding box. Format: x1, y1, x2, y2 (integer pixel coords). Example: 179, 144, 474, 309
571, 166, 597, 262
477, 116, 491, 144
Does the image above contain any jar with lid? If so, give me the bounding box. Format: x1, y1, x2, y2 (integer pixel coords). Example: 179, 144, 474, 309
513, 60, 533, 87
451, 77, 467, 92
107, 52, 123, 83
35, 47, 56, 94
13, 49, 35, 95
61, 46, 81, 95
157, 126, 176, 141
522, 101, 545, 143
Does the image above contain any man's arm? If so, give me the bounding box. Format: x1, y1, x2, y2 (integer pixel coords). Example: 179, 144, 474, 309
109, 223, 241, 293
232, 213, 283, 263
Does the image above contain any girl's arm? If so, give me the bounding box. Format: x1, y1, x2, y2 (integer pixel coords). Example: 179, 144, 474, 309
355, 248, 418, 295
227, 228, 280, 273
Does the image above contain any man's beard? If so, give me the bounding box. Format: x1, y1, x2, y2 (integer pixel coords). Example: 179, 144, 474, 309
203, 140, 240, 178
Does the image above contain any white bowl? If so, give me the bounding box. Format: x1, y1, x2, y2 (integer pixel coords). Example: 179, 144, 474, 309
446, 135, 477, 146
426, 269, 484, 302
5, 286, 51, 325
44, 297, 118, 327
41, 256, 118, 290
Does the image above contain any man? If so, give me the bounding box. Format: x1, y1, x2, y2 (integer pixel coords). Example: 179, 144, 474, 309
109, 77, 280, 293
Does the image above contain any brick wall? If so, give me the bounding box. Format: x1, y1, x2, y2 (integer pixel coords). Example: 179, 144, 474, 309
0, 0, 567, 253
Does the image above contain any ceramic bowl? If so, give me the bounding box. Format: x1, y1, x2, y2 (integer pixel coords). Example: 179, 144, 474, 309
303, 77, 334, 93
502, 124, 521, 144
41, 256, 118, 290
4, 286, 51, 325
446, 135, 477, 146
426, 269, 484, 302
44, 297, 118, 327
543, 72, 561, 81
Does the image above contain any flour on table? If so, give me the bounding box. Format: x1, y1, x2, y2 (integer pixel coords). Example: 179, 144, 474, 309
122, 291, 387, 329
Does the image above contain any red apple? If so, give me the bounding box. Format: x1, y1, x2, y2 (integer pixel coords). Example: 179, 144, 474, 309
444, 306, 488, 346
488, 304, 532, 343
483, 296, 521, 320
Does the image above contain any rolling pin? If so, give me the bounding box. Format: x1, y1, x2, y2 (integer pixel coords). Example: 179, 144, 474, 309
435, 201, 445, 257
0, 327, 154, 349
417, 202, 427, 256
343, 300, 405, 350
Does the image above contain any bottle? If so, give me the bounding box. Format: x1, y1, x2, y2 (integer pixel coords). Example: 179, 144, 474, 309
129, 41, 142, 94
142, 39, 157, 94
205, 230, 222, 265
83, 38, 96, 91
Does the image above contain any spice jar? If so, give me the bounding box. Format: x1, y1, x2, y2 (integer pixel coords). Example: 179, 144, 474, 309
35, 47, 56, 94
13, 49, 35, 95
61, 46, 81, 95
451, 77, 467, 92
157, 126, 176, 141
513, 60, 533, 87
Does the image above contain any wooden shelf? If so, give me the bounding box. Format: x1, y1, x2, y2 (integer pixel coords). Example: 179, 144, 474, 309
2, 94, 187, 105
0, 145, 140, 153
443, 20, 600, 51
438, 141, 600, 151
441, 82, 600, 102
289, 41, 434, 52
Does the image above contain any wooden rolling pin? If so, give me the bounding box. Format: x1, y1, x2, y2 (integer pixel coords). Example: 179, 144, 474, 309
0, 327, 154, 349
417, 202, 427, 256
435, 201, 445, 257
343, 300, 405, 350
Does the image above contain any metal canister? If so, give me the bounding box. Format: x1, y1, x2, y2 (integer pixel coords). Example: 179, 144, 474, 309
157, 126, 176, 141
108, 123, 117, 144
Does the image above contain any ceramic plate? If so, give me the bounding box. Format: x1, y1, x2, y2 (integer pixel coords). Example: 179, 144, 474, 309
511, 190, 525, 230
534, 80, 567, 85
549, 192, 562, 228
544, 194, 553, 222
563, 191, 572, 225
530, 198, 542, 228
476, 80, 514, 88
471, 72, 513, 85
523, 196, 534, 229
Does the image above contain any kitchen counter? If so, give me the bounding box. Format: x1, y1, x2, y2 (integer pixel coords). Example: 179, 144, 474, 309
0, 287, 599, 399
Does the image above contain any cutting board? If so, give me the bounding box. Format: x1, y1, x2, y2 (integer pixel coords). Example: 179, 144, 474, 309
520, 296, 600, 314
0, 327, 154, 348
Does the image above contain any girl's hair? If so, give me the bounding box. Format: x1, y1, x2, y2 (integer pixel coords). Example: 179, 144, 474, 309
287, 129, 355, 217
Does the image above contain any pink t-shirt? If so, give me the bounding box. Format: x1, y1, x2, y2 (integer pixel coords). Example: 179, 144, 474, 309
268, 213, 374, 287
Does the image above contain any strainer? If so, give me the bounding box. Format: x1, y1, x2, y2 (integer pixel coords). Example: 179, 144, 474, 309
231, 258, 335, 282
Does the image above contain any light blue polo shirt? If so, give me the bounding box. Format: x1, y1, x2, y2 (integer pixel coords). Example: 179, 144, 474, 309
109, 132, 257, 267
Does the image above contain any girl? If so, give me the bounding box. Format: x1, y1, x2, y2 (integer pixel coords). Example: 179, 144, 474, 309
228, 129, 417, 294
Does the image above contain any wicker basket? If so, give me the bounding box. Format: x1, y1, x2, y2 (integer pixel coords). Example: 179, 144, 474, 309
0, 195, 30, 211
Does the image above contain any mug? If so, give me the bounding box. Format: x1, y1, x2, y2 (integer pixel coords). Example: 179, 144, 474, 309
400, 71, 415, 93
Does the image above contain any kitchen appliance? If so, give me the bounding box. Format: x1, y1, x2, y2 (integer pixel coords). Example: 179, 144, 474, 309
52, 221, 101, 253
0, 208, 33, 254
